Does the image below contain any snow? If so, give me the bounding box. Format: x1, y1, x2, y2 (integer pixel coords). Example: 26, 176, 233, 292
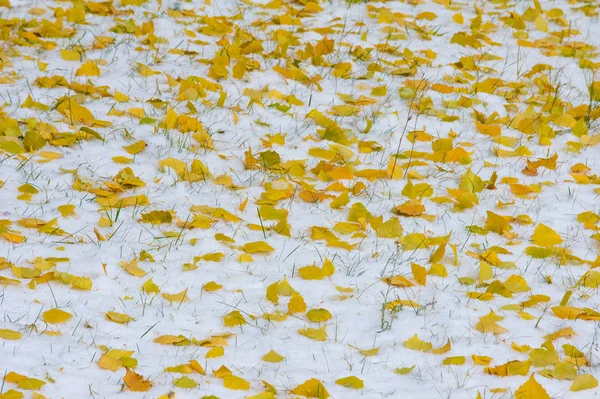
0, 0, 600, 398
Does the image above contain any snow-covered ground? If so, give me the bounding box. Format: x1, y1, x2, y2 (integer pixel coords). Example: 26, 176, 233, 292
1, 0, 600, 398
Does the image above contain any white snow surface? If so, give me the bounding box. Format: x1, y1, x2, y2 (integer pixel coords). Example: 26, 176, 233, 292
0, 0, 599, 398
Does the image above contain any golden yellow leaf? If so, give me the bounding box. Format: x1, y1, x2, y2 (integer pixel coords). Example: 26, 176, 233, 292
385, 275, 414, 288
240, 241, 274, 254
411, 263, 427, 285
174, 376, 198, 388
485, 211, 512, 235
76, 61, 100, 77
43, 308, 72, 324
262, 350, 284, 363
392, 200, 425, 217
474, 312, 508, 335
162, 289, 189, 304
98, 354, 123, 371
442, 356, 465, 365
532, 224, 562, 247
404, 334, 432, 352
57, 204, 76, 217
335, 376, 363, 389
298, 326, 328, 341
472, 355, 492, 365
290, 378, 329, 399
120, 258, 146, 277
551, 306, 584, 320
105, 311, 133, 324
514, 374, 550, 399
16, 377, 46, 390
288, 293, 307, 314
485, 360, 531, 377
306, 308, 332, 323
223, 310, 246, 327
571, 374, 598, 391
223, 375, 250, 390
123, 140, 146, 155
123, 369, 153, 392
142, 278, 160, 294
431, 339, 451, 354
206, 346, 224, 358
395, 365, 415, 375
0, 329, 22, 340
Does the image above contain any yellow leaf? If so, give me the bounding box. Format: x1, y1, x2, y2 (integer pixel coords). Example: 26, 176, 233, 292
154, 335, 190, 345
529, 345, 558, 367
60, 49, 81, 61
288, 293, 307, 313
36, 151, 63, 163
387, 155, 403, 179
76, 61, 100, 77
162, 289, 189, 304
392, 200, 425, 217
105, 311, 133, 324
240, 241, 274, 254
203, 281, 222, 292
189, 359, 205, 374
551, 306, 584, 320
223, 375, 250, 390
223, 310, 246, 327
57, 204, 76, 217
16, 377, 46, 390
429, 243, 446, 263
571, 374, 598, 391
515, 374, 550, 399
332, 62, 352, 78
395, 365, 415, 374
123, 140, 146, 155
113, 91, 130, 102
387, 274, 415, 287
472, 355, 492, 365
485, 211, 512, 235
298, 326, 328, 341
330, 105, 359, 117
459, 169, 484, 193
335, 376, 363, 389
404, 334, 432, 352
120, 258, 146, 277
123, 369, 153, 392
43, 308, 72, 324
442, 356, 465, 365
298, 265, 325, 280
322, 258, 335, 277
174, 376, 197, 388
0, 329, 22, 340
355, 346, 379, 357
475, 313, 508, 335
306, 308, 332, 323
504, 275, 530, 293
432, 339, 451, 354
544, 327, 576, 341
142, 278, 159, 294
532, 224, 562, 247
97, 354, 123, 371
411, 263, 427, 285
479, 261, 493, 281
485, 360, 531, 377
330, 191, 349, 209
262, 350, 284, 363
375, 217, 403, 238
534, 15, 548, 32
206, 346, 224, 358
290, 378, 329, 399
